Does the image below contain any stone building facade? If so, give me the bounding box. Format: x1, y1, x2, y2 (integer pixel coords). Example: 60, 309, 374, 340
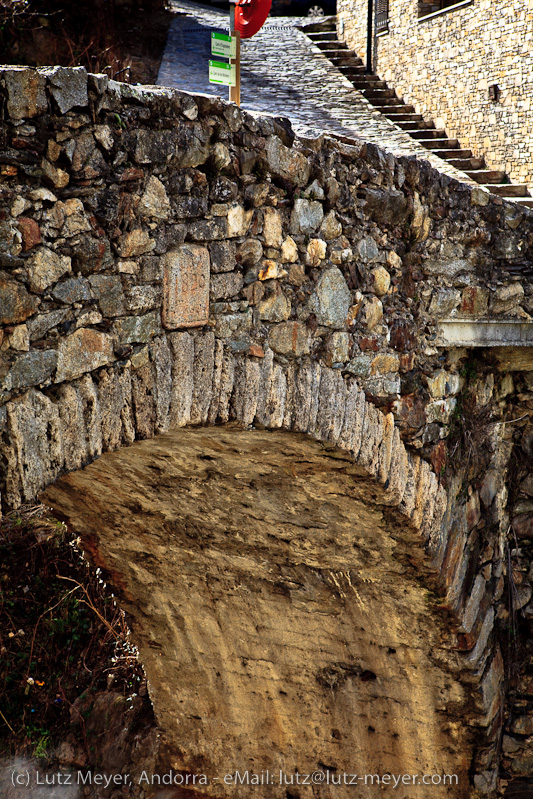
336, 0, 533, 188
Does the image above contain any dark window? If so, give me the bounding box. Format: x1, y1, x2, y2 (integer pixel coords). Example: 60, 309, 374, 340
376, 0, 389, 33
418, 0, 462, 17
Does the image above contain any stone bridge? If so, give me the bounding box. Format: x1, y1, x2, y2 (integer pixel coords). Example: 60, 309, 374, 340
2, 66, 533, 797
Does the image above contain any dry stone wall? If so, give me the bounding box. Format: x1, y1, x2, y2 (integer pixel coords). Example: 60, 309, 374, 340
337, 0, 533, 188
1, 65, 533, 795
1, 65, 532, 470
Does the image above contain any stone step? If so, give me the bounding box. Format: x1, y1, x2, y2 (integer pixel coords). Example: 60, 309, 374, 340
371, 96, 407, 106
409, 128, 447, 139
386, 112, 425, 122
321, 48, 357, 60
316, 41, 349, 51
309, 29, 526, 205
432, 148, 474, 159
338, 62, 366, 72
396, 119, 435, 130
330, 56, 361, 67
486, 184, 530, 197
329, 51, 358, 61
448, 158, 485, 170
307, 32, 337, 41
303, 19, 337, 33
349, 75, 385, 86
350, 77, 387, 88
378, 104, 417, 114
465, 169, 506, 182
417, 138, 460, 150
342, 70, 369, 80
361, 87, 397, 98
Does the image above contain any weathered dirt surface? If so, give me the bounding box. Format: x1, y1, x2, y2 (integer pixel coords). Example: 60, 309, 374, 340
43, 426, 473, 798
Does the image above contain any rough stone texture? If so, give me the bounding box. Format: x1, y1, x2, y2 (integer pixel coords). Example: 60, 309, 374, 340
319, 210, 343, 241
114, 312, 162, 345
89, 275, 126, 316
162, 244, 209, 328
41, 158, 70, 189
28, 246, 71, 293
258, 284, 291, 321
117, 228, 155, 258
307, 237, 327, 266
210, 240, 237, 273
281, 236, 298, 263
265, 136, 311, 187
96, 366, 131, 452
56, 381, 91, 472
5, 350, 57, 391
491, 283, 525, 314
1, 67, 530, 424
131, 361, 156, 440
211, 272, 243, 301
371, 265, 391, 297
361, 296, 383, 331
290, 198, 324, 235
17, 217, 41, 251
138, 175, 171, 220
269, 321, 310, 356
169, 331, 194, 427
40, 66, 88, 114
309, 267, 352, 329
0, 67, 47, 119
55, 328, 114, 382
263, 207, 283, 248
190, 331, 215, 424
5, 389, 63, 506
0, 279, 39, 324
52, 276, 92, 304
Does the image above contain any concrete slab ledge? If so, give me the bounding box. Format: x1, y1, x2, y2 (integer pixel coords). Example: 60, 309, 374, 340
437, 319, 533, 347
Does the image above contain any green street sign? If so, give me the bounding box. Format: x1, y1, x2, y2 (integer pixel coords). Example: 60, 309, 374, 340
211, 32, 236, 59
209, 60, 236, 87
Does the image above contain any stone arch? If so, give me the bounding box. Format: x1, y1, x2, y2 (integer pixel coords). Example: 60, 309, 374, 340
33, 331, 498, 797
0, 66, 526, 795
6, 330, 446, 542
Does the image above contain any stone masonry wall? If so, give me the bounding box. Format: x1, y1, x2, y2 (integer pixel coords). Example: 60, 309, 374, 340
2, 65, 533, 795
2, 65, 533, 469
337, 0, 533, 189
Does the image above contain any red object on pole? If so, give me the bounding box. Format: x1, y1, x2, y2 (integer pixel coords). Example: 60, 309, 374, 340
234, 0, 271, 39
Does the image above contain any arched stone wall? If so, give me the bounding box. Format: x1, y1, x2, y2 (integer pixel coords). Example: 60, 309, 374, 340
9, 333, 444, 555
37, 335, 502, 796
1, 66, 531, 794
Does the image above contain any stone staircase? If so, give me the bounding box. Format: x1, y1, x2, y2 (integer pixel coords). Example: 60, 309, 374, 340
305, 20, 533, 208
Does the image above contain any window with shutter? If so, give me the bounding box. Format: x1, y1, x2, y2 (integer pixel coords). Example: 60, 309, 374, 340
376, 0, 389, 34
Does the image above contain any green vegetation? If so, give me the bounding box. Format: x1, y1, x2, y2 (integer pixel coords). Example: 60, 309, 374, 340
0, 505, 145, 761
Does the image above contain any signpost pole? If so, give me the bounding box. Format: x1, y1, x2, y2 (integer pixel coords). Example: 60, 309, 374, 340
229, 3, 241, 106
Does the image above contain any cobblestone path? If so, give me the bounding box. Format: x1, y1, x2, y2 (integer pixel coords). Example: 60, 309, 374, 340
158, 0, 473, 184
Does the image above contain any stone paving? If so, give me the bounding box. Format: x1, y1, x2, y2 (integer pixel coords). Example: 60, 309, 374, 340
158, 0, 477, 186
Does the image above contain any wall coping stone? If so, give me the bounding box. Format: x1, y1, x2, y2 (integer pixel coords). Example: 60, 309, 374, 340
437, 319, 533, 347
